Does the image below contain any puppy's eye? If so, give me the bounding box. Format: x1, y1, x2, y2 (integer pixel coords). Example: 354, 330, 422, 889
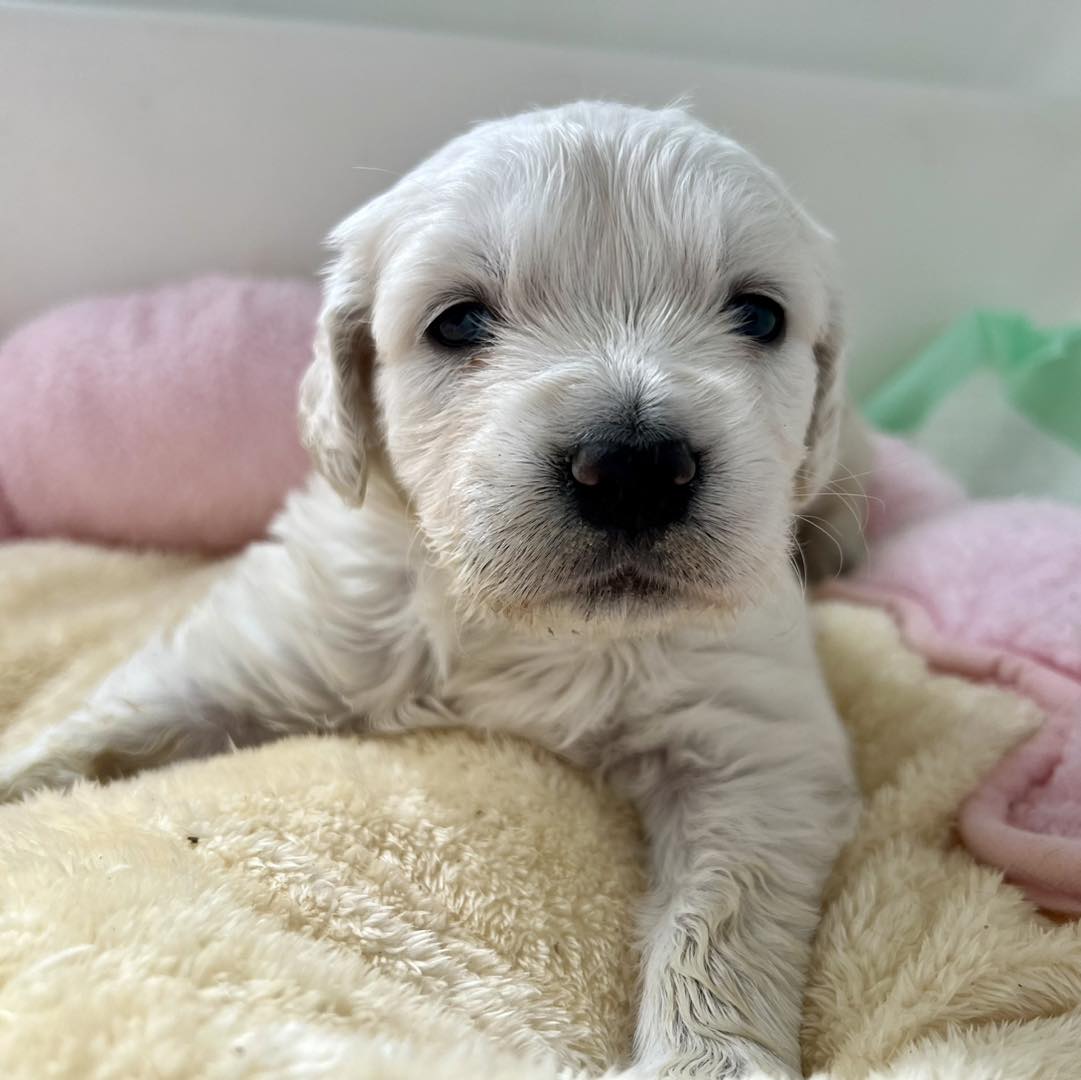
727, 294, 785, 345
426, 301, 495, 349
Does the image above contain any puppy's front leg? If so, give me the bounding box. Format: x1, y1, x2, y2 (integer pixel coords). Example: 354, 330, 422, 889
0, 526, 433, 801
616, 730, 855, 1078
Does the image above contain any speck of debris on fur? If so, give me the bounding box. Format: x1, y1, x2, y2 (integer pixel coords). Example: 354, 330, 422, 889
186, 835, 199, 845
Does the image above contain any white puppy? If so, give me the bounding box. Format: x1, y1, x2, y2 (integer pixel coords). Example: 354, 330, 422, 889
1, 103, 865, 1078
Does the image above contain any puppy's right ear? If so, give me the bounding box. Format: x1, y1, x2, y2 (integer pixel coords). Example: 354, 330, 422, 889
298, 294, 375, 504
298, 206, 388, 505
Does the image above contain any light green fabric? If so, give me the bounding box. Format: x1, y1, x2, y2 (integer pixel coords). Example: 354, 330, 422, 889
866, 311, 1081, 501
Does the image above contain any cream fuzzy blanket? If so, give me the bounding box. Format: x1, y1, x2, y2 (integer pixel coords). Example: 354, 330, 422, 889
1, 542, 1079, 1079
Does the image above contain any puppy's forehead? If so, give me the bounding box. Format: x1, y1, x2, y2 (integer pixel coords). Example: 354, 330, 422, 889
371, 106, 831, 333
445, 114, 801, 266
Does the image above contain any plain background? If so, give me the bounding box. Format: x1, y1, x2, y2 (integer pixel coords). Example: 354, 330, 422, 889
3, 0, 1081, 398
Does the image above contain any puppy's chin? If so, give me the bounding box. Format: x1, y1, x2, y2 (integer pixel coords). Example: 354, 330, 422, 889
462, 568, 761, 640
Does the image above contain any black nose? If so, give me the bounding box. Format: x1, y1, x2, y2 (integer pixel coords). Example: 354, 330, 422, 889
568, 439, 697, 537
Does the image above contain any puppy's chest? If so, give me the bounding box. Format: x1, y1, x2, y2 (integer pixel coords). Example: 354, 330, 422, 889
426, 631, 719, 766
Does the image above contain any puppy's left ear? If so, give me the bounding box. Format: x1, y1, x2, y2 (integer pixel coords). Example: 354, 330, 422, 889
794, 297, 874, 579
794, 304, 846, 509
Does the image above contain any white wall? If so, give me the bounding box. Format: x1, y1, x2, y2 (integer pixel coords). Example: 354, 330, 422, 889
3, 2, 1081, 398
39, 0, 1081, 96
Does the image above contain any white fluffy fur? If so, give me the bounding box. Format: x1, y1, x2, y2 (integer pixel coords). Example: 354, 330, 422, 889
0, 103, 865, 1078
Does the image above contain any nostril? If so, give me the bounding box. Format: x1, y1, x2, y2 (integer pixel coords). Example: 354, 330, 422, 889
567, 439, 699, 537
569, 441, 697, 489
666, 442, 697, 486
569, 443, 608, 487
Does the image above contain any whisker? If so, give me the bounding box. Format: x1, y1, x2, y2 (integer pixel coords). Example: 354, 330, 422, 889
818, 479, 884, 508
823, 489, 869, 535
796, 514, 846, 581
788, 540, 810, 597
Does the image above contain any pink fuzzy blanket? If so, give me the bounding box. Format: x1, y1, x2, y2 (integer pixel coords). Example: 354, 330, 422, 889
825, 436, 1081, 913
0, 278, 316, 550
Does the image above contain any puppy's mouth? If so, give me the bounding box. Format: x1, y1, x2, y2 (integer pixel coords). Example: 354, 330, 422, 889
482, 540, 745, 625
546, 558, 686, 609
577, 564, 671, 600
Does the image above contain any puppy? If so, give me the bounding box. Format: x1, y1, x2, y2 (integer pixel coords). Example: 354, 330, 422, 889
0, 103, 865, 1078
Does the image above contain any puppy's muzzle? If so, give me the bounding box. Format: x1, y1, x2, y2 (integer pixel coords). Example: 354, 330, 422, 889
567, 438, 697, 538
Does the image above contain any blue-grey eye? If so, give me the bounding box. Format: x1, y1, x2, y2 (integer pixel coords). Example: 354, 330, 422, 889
426, 301, 495, 349
728, 294, 785, 345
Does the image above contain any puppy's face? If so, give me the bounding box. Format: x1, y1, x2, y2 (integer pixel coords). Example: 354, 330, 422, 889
301, 103, 844, 627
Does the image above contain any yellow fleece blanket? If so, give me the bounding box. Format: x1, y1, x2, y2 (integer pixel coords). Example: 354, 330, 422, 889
1, 542, 1079, 1079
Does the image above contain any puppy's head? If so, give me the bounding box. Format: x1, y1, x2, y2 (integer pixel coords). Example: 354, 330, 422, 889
300, 102, 844, 628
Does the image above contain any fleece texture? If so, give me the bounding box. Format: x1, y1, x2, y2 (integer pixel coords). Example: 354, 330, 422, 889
1, 541, 1079, 1079
826, 437, 1081, 914
0, 278, 317, 550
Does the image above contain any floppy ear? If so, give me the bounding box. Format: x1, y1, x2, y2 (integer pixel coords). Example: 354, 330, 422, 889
794, 299, 874, 579
298, 206, 388, 506
794, 301, 846, 509
298, 292, 376, 504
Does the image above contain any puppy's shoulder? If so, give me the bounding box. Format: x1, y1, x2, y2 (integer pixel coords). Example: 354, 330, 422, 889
270, 474, 414, 571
